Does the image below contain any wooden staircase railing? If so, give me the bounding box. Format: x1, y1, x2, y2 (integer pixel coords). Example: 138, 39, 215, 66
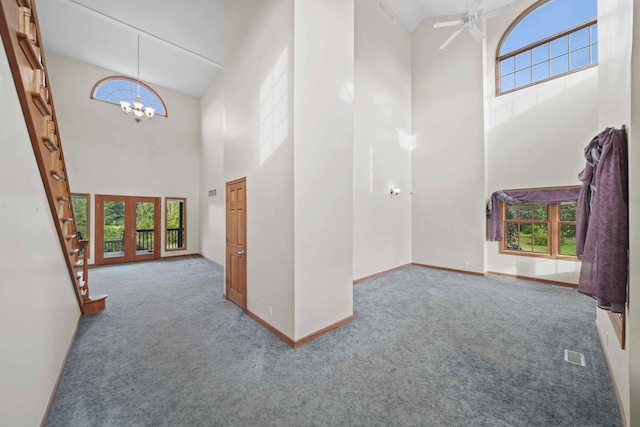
0, 0, 106, 314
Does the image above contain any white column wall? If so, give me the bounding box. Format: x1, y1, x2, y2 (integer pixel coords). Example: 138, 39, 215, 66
293, 0, 354, 340
222, 0, 296, 337
593, 0, 633, 423
411, 17, 486, 273
596, 0, 640, 426
0, 40, 80, 426
199, 74, 225, 265
46, 53, 202, 262
629, 1, 640, 421
353, 0, 412, 281
484, 0, 598, 283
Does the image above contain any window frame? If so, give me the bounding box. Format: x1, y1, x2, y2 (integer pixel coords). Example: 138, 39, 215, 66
90, 76, 168, 117
499, 201, 578, 261
496, 0, 598, 96
165, 197, 187, 252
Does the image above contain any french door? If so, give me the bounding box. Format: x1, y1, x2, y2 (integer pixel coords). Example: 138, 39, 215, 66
95, 195, 161, 265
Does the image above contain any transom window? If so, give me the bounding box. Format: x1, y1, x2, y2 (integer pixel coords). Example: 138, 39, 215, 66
497, 0, 598, 95
501, 201, 577, 259
91, 77, 167, 116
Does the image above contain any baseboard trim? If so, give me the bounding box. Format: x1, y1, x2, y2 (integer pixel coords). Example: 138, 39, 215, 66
161, 253, 203, 260
246, 310, 296, 347
40, 315, 81, 427
485, 271, 577, 288
353, 263, 412, 284
412, 263, 485, 276
596, 320, 628, 427
87, 253, 204, 267
293, 315, 354, 348
246, 310, 354, 349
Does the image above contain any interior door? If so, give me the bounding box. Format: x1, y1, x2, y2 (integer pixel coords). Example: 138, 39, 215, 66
96, 195, 160, 265
226, 178, 247, 310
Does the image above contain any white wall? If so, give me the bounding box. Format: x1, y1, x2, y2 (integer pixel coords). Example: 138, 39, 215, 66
594, 0, 633, 423
483, 0, 599, 283
221, 0, 296, 338
293, 0, 354, 340
629, 2, 640, 423
353, 0, 412, 281
411, 16, 486, 273
0, 40, 80, 426
46, 53, 202, 263
199, 73, 225, 265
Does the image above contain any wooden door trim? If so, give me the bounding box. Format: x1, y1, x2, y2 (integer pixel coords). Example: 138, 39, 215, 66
226, 177, 247, 310
227, 177, 246, 186
95, 194, 161, 265
95, 194, 125, 265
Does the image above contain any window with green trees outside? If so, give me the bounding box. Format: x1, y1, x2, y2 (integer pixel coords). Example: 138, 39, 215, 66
501, 201, 577, 259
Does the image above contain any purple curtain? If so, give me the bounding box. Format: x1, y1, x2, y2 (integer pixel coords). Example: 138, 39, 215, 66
487, 187, 580, 241
576, 127, 628, 313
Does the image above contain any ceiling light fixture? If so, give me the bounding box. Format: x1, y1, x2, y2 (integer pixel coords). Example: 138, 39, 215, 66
120, 35, 155, 123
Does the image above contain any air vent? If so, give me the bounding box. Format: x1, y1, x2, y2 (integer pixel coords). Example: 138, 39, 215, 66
208, 189, 217, 197
564, 349, 585, 366
378, 0, 396, 25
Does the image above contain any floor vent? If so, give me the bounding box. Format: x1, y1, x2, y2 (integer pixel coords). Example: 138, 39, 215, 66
378, 0, 396, 25
564, 349, 586, 366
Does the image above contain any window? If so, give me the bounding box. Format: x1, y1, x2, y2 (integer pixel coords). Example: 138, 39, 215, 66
501, 201, 577, 259
166, 198, 186, 251
91, 77, 167, 116
71, 193, 90, 257
497, 0, 597, 95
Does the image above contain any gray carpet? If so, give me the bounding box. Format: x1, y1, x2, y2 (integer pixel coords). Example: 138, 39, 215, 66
46, 257, 621, 426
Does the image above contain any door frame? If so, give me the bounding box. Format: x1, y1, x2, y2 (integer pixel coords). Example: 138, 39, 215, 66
226, 177, 247, 310
95, 194, 161, 265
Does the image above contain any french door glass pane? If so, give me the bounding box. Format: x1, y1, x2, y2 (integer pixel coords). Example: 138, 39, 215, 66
103, 201, 125, 258
136, 202, 155, 254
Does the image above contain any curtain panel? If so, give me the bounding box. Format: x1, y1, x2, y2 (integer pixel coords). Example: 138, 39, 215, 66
487, 187, 581, 241
576, 127, 628, 312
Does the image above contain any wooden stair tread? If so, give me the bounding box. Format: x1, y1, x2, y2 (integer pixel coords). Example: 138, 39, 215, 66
83, 294, 107, 315
16, 32, 42, 70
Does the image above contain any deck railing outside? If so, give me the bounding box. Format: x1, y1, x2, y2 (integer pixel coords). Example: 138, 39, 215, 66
104, 229, 155, 253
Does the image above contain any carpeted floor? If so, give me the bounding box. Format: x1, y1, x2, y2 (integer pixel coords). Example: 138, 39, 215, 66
46, 257, 621, 426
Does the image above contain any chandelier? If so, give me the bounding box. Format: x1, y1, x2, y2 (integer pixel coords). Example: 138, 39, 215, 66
120, 35, 155, 123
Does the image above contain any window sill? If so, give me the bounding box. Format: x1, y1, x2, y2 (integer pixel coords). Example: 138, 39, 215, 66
499, 250, 581, 262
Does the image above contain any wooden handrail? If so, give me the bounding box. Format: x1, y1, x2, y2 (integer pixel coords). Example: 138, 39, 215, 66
0, 0, 105, 314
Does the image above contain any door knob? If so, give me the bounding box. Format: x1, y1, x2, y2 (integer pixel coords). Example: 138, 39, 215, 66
238, 250, 246, 256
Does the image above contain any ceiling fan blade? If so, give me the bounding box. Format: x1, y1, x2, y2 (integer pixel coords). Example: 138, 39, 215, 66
468, 25, 484, 42
479, 4, 513, 20
439, 29, 463, 50
469, 0, 483, 14
434, 20, 463, 28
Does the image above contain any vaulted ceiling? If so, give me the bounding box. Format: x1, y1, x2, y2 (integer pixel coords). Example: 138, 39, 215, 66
34, 0, 514, 98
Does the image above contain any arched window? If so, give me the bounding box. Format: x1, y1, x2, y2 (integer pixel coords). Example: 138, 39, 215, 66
91, 77, 167, 117
497, 0, 597, 95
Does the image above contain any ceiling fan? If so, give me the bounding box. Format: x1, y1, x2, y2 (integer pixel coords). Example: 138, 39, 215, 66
433, 0, 513, 50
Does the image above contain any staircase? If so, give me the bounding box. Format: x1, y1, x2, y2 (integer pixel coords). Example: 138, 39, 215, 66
0, 0, 106, 314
